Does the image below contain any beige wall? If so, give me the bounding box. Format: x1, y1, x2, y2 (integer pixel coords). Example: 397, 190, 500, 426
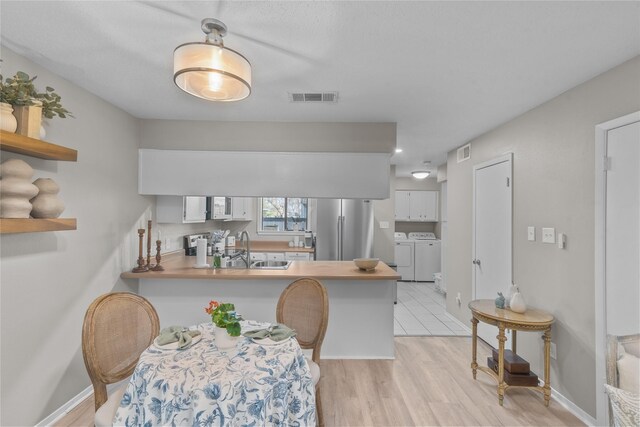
445, 55, 640, 417
140, 119, 396, 153
0, 48, 152, 425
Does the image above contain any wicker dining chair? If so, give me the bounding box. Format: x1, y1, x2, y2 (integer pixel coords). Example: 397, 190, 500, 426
82, 292, 160, 426
277, 278, 329, 426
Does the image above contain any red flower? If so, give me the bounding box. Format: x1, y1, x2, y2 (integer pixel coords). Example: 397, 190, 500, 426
204, 300, 219, 314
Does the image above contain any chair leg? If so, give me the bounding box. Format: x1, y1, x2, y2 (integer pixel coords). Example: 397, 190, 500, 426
316, 384, 324, 427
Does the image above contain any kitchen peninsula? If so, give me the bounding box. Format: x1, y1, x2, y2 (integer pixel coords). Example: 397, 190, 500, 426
122, 253, 400, 358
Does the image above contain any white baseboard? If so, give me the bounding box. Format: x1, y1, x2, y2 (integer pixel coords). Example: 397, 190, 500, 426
36, 385, 93, 427
545, 383, 598, 426
36, 381, 126, 426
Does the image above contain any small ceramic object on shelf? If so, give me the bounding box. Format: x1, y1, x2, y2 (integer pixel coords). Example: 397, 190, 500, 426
510, 286, 527, 313
0, 158, 39, 218
495, 292, 506, 309
30, 178, 65, 218
0, 102, 18, 133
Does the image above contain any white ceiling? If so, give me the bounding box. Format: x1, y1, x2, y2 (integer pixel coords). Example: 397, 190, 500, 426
1, 1, 638, 176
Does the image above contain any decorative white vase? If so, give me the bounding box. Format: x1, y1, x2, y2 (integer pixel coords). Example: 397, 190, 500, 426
510, 287, 527, 313
506, 283, 518, 309
213, 326, 240, 350
0, 159, 39, 218
30, 178, 65, 218
0, 102, 18, 133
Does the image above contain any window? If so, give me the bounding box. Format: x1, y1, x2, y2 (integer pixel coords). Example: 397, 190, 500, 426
259, 198, 308, 232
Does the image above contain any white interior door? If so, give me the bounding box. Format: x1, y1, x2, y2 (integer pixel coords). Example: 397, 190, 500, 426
605, 121, 640, 335
473, 155, 513, 348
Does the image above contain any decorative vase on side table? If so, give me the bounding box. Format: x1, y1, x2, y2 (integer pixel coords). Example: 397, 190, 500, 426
0, 158, 39, 218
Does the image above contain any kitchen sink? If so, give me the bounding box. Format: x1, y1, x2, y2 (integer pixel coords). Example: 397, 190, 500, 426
250, 260, 292, 270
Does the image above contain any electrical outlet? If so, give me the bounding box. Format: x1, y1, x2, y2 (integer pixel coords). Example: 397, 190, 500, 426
550, 342, 557, 360
527, 226, 535, 241
542, 227, 556, 244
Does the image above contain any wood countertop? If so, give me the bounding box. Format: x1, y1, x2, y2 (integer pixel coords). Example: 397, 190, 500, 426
232, 241, 314, 253
121, 253, 400, 281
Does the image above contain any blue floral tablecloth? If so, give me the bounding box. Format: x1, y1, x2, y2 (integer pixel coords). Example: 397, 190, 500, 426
113, 322, 316, 426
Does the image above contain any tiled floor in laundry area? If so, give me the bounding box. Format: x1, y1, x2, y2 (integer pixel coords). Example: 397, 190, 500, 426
394, 282, 471, 336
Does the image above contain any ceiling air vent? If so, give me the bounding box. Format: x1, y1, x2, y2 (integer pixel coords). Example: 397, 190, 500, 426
457, 144, 471, 163
288, 92, 339, 103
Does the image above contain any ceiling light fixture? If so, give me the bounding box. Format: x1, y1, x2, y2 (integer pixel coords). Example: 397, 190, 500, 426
174, 18, 251, 102
395, 148, 403, 153
411, 171, 430, 179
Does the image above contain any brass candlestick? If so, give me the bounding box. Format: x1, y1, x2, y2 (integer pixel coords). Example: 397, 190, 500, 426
146, 220, 152, 267
132, 228, 149, 273
151, 239, 164, 271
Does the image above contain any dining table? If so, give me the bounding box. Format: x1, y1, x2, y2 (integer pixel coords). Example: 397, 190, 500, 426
113, 321, 316, 426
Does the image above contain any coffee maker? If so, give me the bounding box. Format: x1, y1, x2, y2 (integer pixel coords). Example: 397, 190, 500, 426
304, 231, 313, 248
183, 233, 211, 256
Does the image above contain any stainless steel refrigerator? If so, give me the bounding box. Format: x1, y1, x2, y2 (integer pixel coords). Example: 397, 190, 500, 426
315, 199, 374, 261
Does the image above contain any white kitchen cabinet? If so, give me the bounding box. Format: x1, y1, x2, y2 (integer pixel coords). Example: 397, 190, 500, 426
156, 196, 207, 223
285, 252, 311, 261
232, 197, 253, 220
395, 191, 411, 220
267, 252, 285, 261
395, 190, 438, 222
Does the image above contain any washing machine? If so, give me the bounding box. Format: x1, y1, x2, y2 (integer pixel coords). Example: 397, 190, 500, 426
394, 232, 415, 281
410, 232, 441, 282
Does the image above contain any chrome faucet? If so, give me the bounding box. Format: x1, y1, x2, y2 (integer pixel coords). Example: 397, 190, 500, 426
240, 231, 251, 268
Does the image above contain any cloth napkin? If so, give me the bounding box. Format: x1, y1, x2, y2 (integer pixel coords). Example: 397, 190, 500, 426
156, 326, 201, 349
243, 323, 296, 342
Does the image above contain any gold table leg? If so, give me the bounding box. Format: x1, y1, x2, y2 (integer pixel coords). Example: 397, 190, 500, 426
497, 323, 507, 406
471, 317, 478, 379
543, 328, 552, 407
512, 330, 517, 353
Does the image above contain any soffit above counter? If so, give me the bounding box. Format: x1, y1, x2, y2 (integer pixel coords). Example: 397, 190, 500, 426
138, 149, 390, 199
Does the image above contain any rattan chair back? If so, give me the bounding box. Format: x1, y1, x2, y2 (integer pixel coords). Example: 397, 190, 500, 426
277, 278, 329, 363
82, 292, 160, 410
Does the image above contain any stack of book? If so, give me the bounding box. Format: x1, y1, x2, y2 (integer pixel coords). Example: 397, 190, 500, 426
487, 349, 539, 386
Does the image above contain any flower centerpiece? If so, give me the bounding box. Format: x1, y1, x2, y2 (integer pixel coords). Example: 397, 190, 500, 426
205, 300, 242, 349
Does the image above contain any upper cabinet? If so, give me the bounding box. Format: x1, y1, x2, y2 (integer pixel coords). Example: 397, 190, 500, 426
156, 196, 207, 223
395, 190, 438, 222
232, 197, 253, 221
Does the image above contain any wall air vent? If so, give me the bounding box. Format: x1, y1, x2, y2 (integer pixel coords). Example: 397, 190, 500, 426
288, 92, 339, 103
457, 144, 471, 163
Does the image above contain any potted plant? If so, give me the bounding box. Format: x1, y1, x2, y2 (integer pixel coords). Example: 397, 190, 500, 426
205, 300, 242, 349
0, 70, 73, 138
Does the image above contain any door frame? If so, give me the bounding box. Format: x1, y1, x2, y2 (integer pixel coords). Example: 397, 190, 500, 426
472, 153, 513, 300
594, 111, 640, 426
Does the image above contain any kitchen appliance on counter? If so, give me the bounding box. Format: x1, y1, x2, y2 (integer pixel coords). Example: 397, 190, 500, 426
184, 233, 211, 256
304, 230, 313, 248
315, 199, 374, 261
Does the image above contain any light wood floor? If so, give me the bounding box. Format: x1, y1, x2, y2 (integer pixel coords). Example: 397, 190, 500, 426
55, 337, 583, 426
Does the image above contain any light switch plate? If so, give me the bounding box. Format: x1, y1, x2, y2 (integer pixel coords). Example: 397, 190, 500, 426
527, 226, 535, 241
379, 221, 389, 229
542, 228, 555, 244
